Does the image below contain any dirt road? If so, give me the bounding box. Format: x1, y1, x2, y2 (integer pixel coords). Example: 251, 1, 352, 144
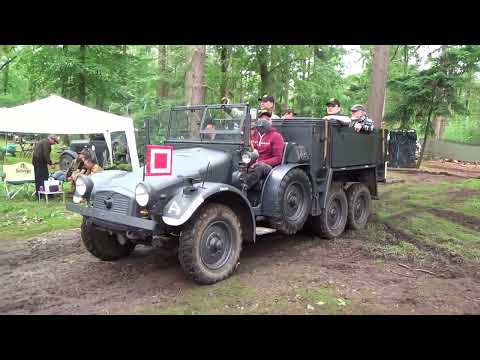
1, 167, 480, 314
1, 225, 479, 315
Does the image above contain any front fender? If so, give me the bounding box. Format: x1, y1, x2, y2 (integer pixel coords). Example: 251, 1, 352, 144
162, 182, 255, 231
261, 164, 309, 216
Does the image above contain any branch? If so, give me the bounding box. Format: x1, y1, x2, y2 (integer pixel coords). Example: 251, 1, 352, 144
390, 45, 401, 61
0, 56, 17, 71
426, 47, 443, 59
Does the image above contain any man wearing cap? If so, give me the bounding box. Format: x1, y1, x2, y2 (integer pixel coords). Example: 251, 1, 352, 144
350, 104, 374, 133
245, 109, 285, 189
323, 98, 351, 125
32, 134, 58, 196
259, 95, 280, 119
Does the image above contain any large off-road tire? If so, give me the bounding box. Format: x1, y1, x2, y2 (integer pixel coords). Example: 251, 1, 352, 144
178, 203, 242, 285
269, 168, 312, 235
346, 183, 371, 230
311, 183, 348, 239
81, 218, 136, 261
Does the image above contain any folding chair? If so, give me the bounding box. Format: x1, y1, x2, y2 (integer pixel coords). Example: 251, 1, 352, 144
2, 162, 36, 200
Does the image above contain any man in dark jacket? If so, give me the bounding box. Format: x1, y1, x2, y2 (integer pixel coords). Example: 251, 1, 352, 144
323, 98, 351, 125
245, 109, 285, 189
32, 134, 58, 195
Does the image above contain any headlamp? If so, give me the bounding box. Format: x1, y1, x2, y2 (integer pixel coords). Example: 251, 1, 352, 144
135, 183, 150, 207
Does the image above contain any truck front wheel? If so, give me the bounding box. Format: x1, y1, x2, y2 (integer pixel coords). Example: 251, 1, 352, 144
311, 183, 348, 239
178, 203, 242, 285
81, 218, 136, 261
346, 183, 371, 230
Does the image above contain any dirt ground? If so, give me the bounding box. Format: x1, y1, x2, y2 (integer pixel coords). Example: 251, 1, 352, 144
1, 161, 480, 315
422, 159, 480, 179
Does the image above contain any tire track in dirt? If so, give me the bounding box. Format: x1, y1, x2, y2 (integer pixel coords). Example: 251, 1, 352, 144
1, 226, 480, 314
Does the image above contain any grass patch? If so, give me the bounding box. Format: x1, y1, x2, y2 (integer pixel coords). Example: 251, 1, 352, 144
371, 178, 480, 263
384, 241, 421, 259
406, 213, 480, 261
0, 182, 80, 240
138, 278, 256, 315
295, 287, 351, 314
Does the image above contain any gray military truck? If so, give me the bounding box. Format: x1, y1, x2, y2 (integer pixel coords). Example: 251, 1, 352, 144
67, 104, 386, 285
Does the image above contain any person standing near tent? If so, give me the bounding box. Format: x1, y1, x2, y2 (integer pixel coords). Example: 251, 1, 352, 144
32, 134, 58, 195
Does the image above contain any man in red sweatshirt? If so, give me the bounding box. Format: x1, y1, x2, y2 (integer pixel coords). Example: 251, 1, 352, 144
245, 109, 285, 189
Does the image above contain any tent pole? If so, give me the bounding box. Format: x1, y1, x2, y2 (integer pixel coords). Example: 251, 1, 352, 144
143, 117, 150, 182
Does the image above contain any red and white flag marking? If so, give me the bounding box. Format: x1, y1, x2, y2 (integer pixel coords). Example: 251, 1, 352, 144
146, 145, 173, 176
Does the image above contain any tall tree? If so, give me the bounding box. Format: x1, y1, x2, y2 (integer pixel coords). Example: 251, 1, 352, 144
185, 45, 206, 106
157, 45, 169, 99
79, 45, 87, 105
185, 45, 206, 134
367, 45, 390, 128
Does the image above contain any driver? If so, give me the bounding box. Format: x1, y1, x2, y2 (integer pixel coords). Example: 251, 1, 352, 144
203, 116, 217, 140
244, 109, 285, 189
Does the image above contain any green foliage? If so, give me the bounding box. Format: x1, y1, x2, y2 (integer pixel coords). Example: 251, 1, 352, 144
2, 45, 480, 146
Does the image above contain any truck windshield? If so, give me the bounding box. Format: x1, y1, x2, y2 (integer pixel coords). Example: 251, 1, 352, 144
168, 105, 247, 143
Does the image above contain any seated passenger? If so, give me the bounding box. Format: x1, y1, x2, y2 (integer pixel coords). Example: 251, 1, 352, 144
82, 157, 104, 176
67, 149, 90, 183
244, 109, 285, 190
322, 98, 351, 125
282, 108, 296, 119
350, 104, 374, 133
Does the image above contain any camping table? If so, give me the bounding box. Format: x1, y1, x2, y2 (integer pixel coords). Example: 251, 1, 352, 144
38, 189, 66, 204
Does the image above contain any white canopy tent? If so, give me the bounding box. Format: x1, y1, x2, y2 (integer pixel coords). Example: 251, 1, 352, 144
0, 95, 140, 170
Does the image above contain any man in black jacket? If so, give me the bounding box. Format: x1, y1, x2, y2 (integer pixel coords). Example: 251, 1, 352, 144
32, 134, 58, 195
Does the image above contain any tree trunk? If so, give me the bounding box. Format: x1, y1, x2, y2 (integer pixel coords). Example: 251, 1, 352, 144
417, 90, 437, 168
185, 45, 206, 133
157, 45, 168, 99
96, 94, 104, 111
3, 62, 8, 94
256, 46, 275, 97
79, 45, 87, 105
61, 45, 69, 97
283, 76, 289, 110
219, 46, 229, 100
367, 45, 390, 129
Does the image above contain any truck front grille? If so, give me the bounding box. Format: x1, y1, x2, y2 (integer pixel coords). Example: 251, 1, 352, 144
93, 191, 131, 215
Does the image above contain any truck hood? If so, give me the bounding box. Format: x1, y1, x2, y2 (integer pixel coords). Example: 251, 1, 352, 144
92, 147, 231, 196
144, 147, 232, 190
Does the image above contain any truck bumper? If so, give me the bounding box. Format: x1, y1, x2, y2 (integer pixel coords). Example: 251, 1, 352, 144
66, 203, 158, 232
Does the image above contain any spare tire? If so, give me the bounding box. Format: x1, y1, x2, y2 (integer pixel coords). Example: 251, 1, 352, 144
269, 168, 312, 235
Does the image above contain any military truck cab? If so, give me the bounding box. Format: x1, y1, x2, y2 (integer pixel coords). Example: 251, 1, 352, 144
67, 104, 386, 285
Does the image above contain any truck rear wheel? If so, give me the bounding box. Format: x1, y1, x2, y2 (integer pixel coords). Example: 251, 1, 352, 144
178, 203, 242, 285
346, 183, 371, 230
311, 183, 348, 239
81, 218, 136, 261
269, 168, 312, 235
